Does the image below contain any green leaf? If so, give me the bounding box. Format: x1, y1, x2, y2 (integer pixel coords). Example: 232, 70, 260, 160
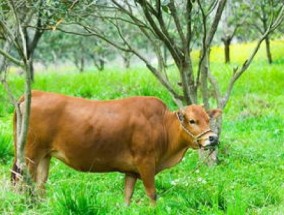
162, 5, 169, 13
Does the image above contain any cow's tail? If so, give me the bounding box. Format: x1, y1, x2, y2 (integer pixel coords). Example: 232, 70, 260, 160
11, 110, 23, 185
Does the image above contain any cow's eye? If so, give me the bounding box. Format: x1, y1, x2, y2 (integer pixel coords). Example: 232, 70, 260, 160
189, 119, 196, 124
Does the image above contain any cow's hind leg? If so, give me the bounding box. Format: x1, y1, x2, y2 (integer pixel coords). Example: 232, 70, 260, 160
124, 173, 137, 205
36, 156, 51, 197
25, 153, 51, 198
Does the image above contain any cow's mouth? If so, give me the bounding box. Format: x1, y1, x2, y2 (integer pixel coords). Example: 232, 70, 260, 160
199, 137, 219, 150
199, 143, 218, 151
203, 145, 216, 151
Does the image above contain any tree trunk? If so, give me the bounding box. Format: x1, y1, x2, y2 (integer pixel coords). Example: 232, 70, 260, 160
200, 51, 209, 109
80, 57, 85, 72
163, 44, 168, 68
123, 56, 130, 69
74, 57, 85, 72
26, 30, 44, 81
123, 52, 131, 69
198, 114, 223, 166
223, 37, 231, 64
98, 59, 104, 71
95, 58, 105, 71
264, 36, 272, 64
260, 8, 273, 65
51, 51, 58, 64
28, 58, 34, 81
199, 49, 222, 165
179, 59, 196, 105
15, 61, 34, 198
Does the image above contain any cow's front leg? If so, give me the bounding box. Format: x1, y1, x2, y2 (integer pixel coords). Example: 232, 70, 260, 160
137, 162, 157, 205
124, 173, 137, 205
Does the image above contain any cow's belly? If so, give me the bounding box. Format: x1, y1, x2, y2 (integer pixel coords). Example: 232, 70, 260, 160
51, 148, 136, 173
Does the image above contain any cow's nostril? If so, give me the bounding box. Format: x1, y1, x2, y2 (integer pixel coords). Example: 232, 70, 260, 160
209, 136, 218, 145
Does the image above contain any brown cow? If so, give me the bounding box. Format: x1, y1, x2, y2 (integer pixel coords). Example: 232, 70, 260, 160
11, 90, 221, 205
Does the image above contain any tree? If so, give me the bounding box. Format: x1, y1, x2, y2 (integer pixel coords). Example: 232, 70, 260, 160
66, 1, 225, 106
0, 0, 83, 199
21, 0, 46, 81
220, 0, 245, 64
0, 0, 33, 196
63, 0, 284, 164
0, 0, 50, 81
66, 0, 284, 122
35, 30, 116, 72
5, 0, 80, 79
49, 3, 153, 71
245, 0, 283, 64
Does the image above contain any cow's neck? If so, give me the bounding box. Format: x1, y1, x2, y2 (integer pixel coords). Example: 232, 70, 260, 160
158, 111, 189, 171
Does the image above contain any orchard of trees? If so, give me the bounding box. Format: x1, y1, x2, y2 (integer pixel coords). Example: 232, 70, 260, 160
1, 1, 283, 105
0, 0, 283, 197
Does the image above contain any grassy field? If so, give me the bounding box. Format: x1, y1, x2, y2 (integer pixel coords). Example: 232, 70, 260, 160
0, 40, 284, 214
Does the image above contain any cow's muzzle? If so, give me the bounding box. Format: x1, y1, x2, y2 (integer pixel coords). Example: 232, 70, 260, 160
209, 135, 219, 146
201, 134, 219, 150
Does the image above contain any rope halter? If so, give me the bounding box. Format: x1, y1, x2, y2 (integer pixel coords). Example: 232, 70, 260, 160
176, 112, 213, 147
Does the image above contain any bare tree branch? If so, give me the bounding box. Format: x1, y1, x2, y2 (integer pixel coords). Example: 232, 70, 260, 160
195, 0, 207, 88
135, 0, 182, 64
168, 0, 186, 45
185, 0, 193, 48
221, 4, 284, 109
206, 0, 227, 47
0, 20, 22, 54
196, 0, 226, 108
111, 17, 182, 105
208, 69, 222, 106
207, 0, 219, 16
0, 47, 24, 66
111, 0, 151, 31
78, 25, 131, 52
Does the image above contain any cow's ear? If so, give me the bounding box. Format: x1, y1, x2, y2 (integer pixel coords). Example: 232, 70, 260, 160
207, 109, 222, 119
177, 110, 185, 122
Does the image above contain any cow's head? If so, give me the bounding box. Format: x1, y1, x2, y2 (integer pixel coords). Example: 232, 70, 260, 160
177, 105, 222, 150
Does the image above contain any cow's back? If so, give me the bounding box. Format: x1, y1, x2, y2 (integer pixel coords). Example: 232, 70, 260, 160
26, 91, 168, 174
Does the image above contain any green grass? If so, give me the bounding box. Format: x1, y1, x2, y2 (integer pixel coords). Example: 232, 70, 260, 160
0, 40, 284, 214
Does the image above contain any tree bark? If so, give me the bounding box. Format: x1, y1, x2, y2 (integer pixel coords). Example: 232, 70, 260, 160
197, 0, 227, 165
179, 59, 196, 105
14, 61, 34, 198
260, 2, 273, 65
200, 51, 209, 109
222, 37, 231, 64
80, 57, 85, 72
264, 36, 272, 64
26, 30, 44, 81
123, 52, 131, 69
75, 57, 85, 72
163, 44, 168, 68
28, 59, 35, 81
99, 59, 104, 71
94, 58, 105, 71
